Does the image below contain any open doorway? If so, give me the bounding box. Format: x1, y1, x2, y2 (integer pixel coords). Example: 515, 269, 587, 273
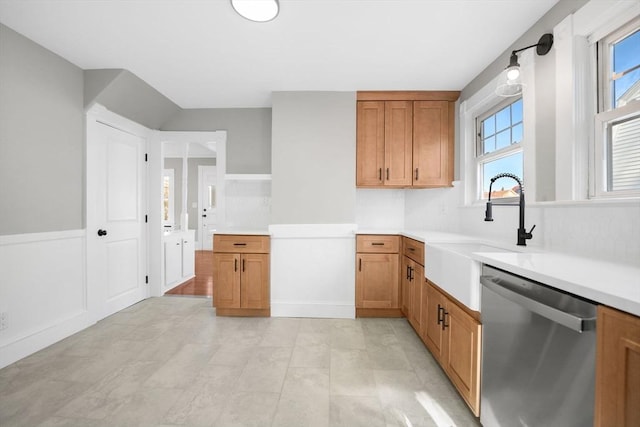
149, 131, 226, 299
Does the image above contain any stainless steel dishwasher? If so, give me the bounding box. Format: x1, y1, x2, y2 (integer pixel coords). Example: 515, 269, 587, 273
480, 265, 597, 427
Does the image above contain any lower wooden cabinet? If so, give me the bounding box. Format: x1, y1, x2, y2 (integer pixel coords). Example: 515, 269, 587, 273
402, 258, 423, 332
422, 279, 481, 416
213, 234, 270, 316
355, 235, 401, 317
595, 305, 640, 427
402, 237, 425, 331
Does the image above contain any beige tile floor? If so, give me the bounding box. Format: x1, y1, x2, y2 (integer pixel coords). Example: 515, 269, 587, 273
0, 296, 481, 427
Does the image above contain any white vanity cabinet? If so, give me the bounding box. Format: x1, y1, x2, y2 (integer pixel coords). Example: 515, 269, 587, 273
164, 230, 196, 289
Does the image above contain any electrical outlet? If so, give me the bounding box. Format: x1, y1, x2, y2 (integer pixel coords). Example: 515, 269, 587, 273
0, 312, 6, 331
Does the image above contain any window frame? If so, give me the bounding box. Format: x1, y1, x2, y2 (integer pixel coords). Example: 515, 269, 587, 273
593, 16, 640, 199
475, 97, 524, 202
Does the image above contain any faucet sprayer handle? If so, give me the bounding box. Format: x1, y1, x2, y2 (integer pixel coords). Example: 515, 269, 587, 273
525, 224, 536, 239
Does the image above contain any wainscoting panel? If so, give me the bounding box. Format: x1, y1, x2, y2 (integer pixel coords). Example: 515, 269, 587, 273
0, 230, 91, 369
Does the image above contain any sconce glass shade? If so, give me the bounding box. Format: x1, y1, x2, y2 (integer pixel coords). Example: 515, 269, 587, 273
496, 68, 525, 97
231, 0, 279, 22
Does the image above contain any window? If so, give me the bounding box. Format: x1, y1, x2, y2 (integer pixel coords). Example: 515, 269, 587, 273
162, 169, 175, 228
476, 98, 524, 199
595, 17, 640, 196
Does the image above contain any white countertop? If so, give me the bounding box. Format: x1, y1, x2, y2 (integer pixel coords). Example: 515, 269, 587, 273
473, 251, 640, 317
213, 228, 270, 236
358, 228, 640, 316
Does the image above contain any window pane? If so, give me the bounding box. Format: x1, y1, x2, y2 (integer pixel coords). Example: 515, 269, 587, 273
612, 28, 640, 107
614, 69, 640, 107
484, 136, 495, 154
496, 129, 511, 150
481, 151, 523, 199
478, 97, 523, 156
512, 123, 523, 144
511, 99, 523, 123
496, 107, 510, 131
613, 29, 640, 74
609, 116, 640, 192
483, 116, 495, 137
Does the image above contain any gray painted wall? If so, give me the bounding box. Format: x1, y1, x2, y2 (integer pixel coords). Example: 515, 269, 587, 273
161, 108, 272, 174
0, 24, 84, 235
271, 92, 356, 224
85, 69, 180, 130
457, 0, 589, 201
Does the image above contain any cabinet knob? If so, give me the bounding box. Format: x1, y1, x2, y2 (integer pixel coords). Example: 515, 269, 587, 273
97, 229, 107, 237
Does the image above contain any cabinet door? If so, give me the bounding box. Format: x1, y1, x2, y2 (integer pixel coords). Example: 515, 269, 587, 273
240, 253, 270, 309
401, 256, 411, 316
413, 101, 452, 187
213, 253, 241, 308
443, 301, 481, 416
164, 239, 182, 286
356, 101, 385, 186
423, 281, 446, 362
595, 305, 640, 427
181, 237, 195, 278
408, 262, 424, 333
356, 253, 400, 309
384, 101, 413, 186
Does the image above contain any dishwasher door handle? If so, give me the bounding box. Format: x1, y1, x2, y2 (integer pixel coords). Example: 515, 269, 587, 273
480, 276, 596, 333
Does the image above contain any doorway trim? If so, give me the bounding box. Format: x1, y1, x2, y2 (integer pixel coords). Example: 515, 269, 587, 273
148, 131, 226, 297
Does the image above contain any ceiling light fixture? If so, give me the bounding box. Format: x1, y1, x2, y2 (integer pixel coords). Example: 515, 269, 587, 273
496, 33, 554, 97
231, 0, 279, 22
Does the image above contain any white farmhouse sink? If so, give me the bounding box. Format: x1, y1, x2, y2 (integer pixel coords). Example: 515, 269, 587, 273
425, 241, 517, 311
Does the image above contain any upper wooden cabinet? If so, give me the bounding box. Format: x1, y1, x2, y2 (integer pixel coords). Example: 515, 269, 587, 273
413, 101, 453, 187
356, 91, 459, 188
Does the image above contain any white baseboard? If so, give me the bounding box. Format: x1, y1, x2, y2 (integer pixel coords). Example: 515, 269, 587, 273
271, 302, 355, 319
0, 311, 93, 369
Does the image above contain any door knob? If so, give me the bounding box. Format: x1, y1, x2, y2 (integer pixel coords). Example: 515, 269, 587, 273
97, 229, 108, 237
202, 214, 207, 217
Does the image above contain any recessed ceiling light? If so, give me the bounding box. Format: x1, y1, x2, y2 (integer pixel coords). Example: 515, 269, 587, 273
231, 0, 279, 23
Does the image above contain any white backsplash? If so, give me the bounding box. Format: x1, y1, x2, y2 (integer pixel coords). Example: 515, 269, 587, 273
399, 182, 639, 266
356, 189, 405, 230
225, 180, 271, 229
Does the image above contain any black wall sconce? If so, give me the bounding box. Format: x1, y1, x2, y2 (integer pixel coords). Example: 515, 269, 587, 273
496, 33, 554, 97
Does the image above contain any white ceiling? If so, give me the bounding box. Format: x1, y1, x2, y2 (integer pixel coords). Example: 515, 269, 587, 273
0, 0, 559, 109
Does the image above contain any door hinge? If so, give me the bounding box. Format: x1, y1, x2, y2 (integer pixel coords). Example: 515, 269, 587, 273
145, 153, 148, 162
145, 214, 148, 223
145, 275, 149, 284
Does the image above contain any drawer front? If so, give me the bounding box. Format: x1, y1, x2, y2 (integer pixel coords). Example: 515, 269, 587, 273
403, 237, 424, 264
357, 235, 400, 253
214, 234, 270, 254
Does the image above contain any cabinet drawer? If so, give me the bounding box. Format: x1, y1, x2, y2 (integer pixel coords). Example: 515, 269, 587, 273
213, 234, 270, 254
357, 235, 400, 253
403, 237, 424, 264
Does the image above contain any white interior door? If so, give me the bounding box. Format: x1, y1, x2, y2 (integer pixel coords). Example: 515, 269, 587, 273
87, 118, 147, 320
198, 166, 217, 250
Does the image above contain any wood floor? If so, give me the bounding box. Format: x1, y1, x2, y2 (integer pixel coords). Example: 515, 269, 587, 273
165, 250, 214, 297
